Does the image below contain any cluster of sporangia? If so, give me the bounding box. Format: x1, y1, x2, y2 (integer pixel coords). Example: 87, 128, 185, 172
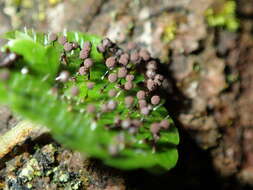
0, 33, 170, 146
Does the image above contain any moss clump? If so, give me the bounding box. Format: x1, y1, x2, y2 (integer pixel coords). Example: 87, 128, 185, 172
162, 22, 177, 43
205, 0, 239, 31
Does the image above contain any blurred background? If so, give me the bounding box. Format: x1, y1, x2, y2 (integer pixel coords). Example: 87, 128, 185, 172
0, 0, 253, 189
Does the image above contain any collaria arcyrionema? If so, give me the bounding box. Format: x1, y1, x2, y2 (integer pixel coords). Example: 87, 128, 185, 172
0, 30, 179, 171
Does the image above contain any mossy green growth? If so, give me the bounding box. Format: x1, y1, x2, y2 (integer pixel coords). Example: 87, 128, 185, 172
162, 22, 177, 43
0, 30, 179, 171
205, 0, 239, 32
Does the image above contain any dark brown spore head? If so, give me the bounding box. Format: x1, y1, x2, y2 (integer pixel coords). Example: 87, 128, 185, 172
140, 107, 150, 115
146, 60, 157, 70
147, 79, 156, 91
115, 49, 124, 57
102, 38, 113, 48
154, 74, 164, 86
71, 86, 80, 96
130, 50, 140, 63
160, 119, 170, 129
87, 82, 95, 89
105, 57, 116, 68
49, 33, 58, 42
146, 69, 156, 79
118, 67, 127, 78
107, 100, 117, 110
87, 104, 96, 113
151, 95, 160, 105
97, 44, 106, 53
124, 81, 133, 90
132, 119, 142, 127
126, 74, 134, 81
58, 36, 67, 45
79, 49, 89, 60
83, 41, 91, 51
84, 58, 93, 68
108, 89, 117, 97
119, 53, 129, 65
138, 99, 147, 108
139, 49, 151, 61
137, 90, 146, 100
64, 42, 73, 52
79, 66, 88, 75
0, 69, 10, 81
125, 96, 134, 107
150, 123, 160, 134
108, 73, 118, 83
122, 118, 131, 129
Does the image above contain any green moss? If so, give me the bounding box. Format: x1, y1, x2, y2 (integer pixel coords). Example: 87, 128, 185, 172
162, 22, 177, 43
205, 0, 239, 32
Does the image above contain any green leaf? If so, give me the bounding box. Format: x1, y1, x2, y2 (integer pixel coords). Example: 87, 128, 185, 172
0, 30, 179, 171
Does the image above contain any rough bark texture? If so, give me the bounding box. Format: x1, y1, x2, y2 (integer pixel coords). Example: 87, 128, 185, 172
1, 0, 253, 189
